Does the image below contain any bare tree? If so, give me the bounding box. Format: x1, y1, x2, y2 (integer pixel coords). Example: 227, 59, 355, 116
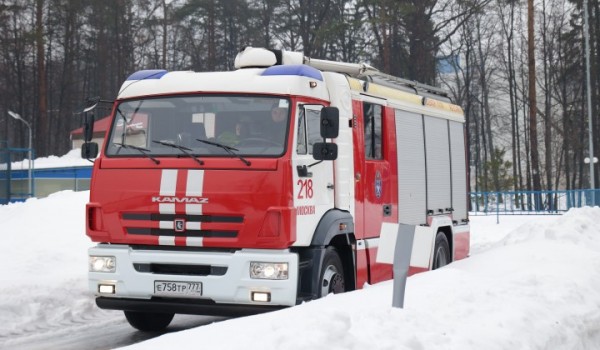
528, 0, 542, 204
35, 0, 48, 154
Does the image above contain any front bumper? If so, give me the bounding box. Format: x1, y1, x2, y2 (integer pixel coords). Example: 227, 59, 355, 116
89, 244, 299, 313
96, 296, 286, 316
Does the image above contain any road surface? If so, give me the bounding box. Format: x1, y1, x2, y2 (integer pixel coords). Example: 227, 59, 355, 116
1, 305, 225, 350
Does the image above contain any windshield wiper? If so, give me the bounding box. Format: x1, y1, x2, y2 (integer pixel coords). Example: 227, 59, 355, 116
115, 108, 128, 144
113, 143, 160, 164
196, 138, 251, 166
152, 140, 204, 165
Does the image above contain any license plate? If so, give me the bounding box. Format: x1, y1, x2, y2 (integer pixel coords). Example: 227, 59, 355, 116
154, 281, 203, 297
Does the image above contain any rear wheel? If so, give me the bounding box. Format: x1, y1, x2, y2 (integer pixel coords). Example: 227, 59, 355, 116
433, 232, 450, 270
124, 311, 174, 332
318, 247, 346, 297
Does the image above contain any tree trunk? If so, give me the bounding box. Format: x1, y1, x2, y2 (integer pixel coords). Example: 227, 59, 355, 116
207, 2, 216, 70
528, 0, 542, 209
503, 3, 519, 193
36, 0, 48, 156
163, 0, 167, 68
542, 0, 553, 193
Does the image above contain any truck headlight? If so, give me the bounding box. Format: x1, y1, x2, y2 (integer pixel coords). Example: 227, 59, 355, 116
250, 262, 288, 280
89, 256, 116, 273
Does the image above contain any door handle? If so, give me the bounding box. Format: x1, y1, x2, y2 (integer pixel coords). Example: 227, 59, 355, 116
296, 165, 312, 177
383, 204, 392, 217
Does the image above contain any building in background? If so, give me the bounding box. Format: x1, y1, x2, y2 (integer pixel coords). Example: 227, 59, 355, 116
70, 116, 110, 150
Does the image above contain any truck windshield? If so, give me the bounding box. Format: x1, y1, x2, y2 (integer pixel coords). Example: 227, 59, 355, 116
106, 95, 290, 157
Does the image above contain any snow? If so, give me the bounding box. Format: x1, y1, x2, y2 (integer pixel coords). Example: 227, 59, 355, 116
1, 191, 600, 349
4, 149, 91, 170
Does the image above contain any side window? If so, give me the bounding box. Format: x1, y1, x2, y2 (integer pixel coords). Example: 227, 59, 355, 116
364, 102, 383, 159
306, 109, 321, 155
296, 107, 322, 155
296, 109, 307, 154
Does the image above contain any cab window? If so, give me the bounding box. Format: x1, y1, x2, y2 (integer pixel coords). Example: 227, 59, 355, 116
364, 102, 382, 159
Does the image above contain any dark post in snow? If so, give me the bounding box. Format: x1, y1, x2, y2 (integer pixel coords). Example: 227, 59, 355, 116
377, 223, 415, 308
392, 224, 415, 308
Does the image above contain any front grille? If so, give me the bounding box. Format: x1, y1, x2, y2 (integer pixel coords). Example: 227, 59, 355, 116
133, 263, 227, 276
123, 213, 243, 223
130, 245, 237, 253
126, 227, 237, 237
122, 212, 243, 238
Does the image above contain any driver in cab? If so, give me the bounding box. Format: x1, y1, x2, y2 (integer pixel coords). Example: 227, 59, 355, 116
268, 104, 288, 145
217, 121, 247, 147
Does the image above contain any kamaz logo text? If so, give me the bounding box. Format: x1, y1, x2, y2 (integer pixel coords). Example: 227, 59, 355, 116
152, 196, 209, 204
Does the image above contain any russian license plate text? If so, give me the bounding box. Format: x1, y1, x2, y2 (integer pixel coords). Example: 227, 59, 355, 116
154, 281, 202, 297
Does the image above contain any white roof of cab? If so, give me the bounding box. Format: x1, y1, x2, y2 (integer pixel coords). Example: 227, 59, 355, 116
117, 68, 330, 101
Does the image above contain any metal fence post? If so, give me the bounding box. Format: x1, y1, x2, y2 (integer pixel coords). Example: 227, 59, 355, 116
496, 191, 500, 224
468, 189, 598, 215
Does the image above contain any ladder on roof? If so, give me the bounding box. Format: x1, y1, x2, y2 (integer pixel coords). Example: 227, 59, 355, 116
303, 56, 448, 98
236, 47, 449, 98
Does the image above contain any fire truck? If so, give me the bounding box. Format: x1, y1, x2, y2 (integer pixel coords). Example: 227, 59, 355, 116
82, 47, 470, 331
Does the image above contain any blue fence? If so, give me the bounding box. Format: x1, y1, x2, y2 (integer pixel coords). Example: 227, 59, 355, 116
470, 190, 600, 215
0, 166, 92, 204
1, 146, 35, 203
3, 157, 600, 215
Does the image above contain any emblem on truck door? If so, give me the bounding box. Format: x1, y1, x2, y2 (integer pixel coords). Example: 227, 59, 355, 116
375, 171, 383, 199
174, 219, 186, 232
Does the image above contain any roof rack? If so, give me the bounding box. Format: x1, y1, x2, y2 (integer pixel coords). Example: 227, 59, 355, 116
303, 56, 448, 98
234, 47, 448, 98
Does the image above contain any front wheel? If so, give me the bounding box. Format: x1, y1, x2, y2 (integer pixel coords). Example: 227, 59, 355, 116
124, 311, 174, 332
318, 247, 346, 298
432, 232, 451, 270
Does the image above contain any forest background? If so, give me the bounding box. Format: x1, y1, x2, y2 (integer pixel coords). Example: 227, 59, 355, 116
0, 0, 598, 194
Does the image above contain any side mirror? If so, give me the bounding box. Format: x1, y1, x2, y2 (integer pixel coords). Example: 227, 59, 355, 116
82, 96, 102, 142
312, 142, 338, 161
84, 96, 100, 113
320, 107, 339, 139
83, 113, 95, 142
81, 142, 99, 159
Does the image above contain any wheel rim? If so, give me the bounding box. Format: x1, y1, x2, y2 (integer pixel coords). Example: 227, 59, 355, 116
434, 246, 448, 269
321, 265, 345, 296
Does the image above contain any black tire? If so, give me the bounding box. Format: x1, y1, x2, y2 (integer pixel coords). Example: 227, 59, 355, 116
318, 247, 346, 298
124, 311, 174, 332
432, 232, 451, 270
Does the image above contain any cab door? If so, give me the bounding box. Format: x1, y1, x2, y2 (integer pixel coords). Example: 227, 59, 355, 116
355, 100, 393, 284
291, 104, 335, 246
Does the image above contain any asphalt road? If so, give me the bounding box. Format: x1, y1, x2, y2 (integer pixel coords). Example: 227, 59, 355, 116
1, 311, 225, 350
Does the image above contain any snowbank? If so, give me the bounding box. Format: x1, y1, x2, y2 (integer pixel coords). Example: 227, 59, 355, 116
121, 207, 600, 350
5, 149, 91, 170
1, 190, 599, 349
0, 191, 100, 342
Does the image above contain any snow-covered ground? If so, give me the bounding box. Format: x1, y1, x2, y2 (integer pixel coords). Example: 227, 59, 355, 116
1, 191, 599, 349
3, 149, 91, 170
